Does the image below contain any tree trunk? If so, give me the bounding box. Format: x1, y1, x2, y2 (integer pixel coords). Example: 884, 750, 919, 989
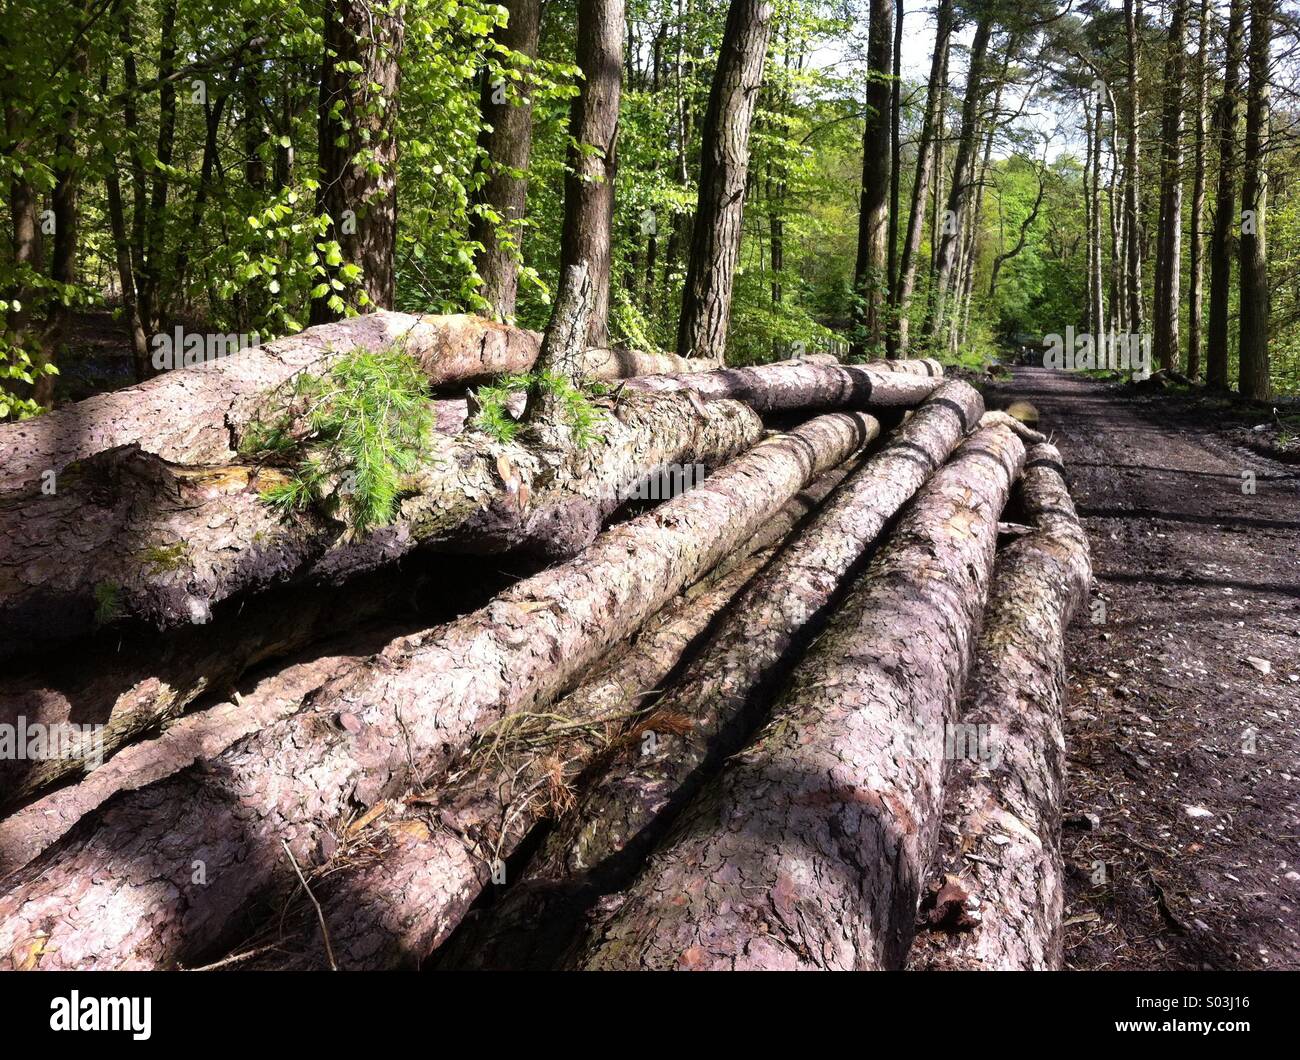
0, 388, 765, 652
1237, 0, 1271, 400
849, 0, 894, 357
895, 0, 953, 357
0, 413, 879, 970
886, 0, 903, 319
310, 0, 405, 323
1206, 0, 1244, 390
440, 382, 987, 970
470, 0, 542, 319
559, 0, 624, 346
226, 457, 866, 969
925, 15, 993, 349
674, 0, 774, 359
569, 423, 1025, 970
1153, 0, 1187, 373
1186, 0, 1210, 379
1123, 0, 1145, 339
910, 443, 1091, 970
0, 312, 716, 495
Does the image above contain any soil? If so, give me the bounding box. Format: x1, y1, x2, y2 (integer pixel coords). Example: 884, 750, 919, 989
987, 366, 1300, 970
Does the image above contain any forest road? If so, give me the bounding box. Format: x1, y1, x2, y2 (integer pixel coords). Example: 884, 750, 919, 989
989, 366, 1300, 970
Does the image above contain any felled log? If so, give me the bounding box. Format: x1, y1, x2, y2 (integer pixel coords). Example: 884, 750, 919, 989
0, 550, 538, 808
622, 359, 942, 414
220, 457, 862, 969
0, 624, 399, 880
0, 391, 762, 654
439, 381, 987, 970
568, 423, 1026, 971
0, 412, 879, 970
0, 311, 717, 495
910, 443, 1091, 970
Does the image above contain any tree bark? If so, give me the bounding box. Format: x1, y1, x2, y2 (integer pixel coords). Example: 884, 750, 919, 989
1123, 0, 1145, 339
909, 443, 1091, 970
0, 413, 878, 970
925, 15, 993, 349
0, 388, 764, 652
0, 312, 717, 495
560, 0, 624, 346
1153, 0, 1187, 373
1186, 0, 1210, 379
895, 0, 953, 357
568, 423, 1025, 970
310, 0, 405, 323
1237, 0, 1270, 401
440, 382, 987, 970
1206, 0, 1244, 389
470, 0, 542, 319
849, 0, 894, 357
226, 457, 866, 968
674, 0, 774, 359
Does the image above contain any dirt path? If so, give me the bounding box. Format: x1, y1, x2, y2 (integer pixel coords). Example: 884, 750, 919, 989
990, 367, 1300, 970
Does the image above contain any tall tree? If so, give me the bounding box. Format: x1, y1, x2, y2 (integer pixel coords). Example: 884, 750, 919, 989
311, 0, 407, 325
1122, 0, 1144, 339
1152, 0, 1188, 372
676, 0, 774, 359
850, 0, 895, 356
1206, 0, 1245, 389
925, 12, 994, 348
1237, 0, 1271, 399
896, 0, 953, 356
470, 0, 542, 321
1186, 0, 1210, 378
559, 0, 624, 346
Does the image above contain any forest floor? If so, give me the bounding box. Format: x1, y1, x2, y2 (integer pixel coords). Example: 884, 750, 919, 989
987, 367, 1300, 970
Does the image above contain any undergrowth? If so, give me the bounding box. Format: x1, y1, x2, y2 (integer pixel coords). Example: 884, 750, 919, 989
241, 346, 435, 534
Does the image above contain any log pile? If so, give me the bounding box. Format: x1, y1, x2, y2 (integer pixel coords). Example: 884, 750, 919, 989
0, 312, 1089, 972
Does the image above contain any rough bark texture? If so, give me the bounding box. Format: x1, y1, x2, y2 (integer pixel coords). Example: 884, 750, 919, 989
0, 551, 536, 807
233, 457, 865, 969
675, 0, 774, 359
0, 391, 761, 652
310, 0, 405, 322
622, 357, 943, 414
0, 311, 716, 496
909, 444, 1091, 970
469, 0, 543, 319
1152, 0, 1187, 373
0, 413, 877, 970
567, 423, 1025, 970
443, 382, 985, 970
560, 0, 624, 345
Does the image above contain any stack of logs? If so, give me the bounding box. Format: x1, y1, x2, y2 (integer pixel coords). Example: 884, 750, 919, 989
0, 310, 1090, 971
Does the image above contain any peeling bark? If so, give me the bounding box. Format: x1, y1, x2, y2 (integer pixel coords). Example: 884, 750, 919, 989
0, 413, 878, 970
0, 391, 761, 653
910, 444, 1091, 970
0, 311, 718, 495
442, 382, 986, 970
567, 424, 1025, 970
229, 458, 863, 969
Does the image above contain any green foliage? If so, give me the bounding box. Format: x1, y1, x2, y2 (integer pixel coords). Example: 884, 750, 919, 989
470, 370, 608, 448
242, 347, 435, 534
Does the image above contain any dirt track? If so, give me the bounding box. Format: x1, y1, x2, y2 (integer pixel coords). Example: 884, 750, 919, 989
990, 367, 1300, 970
